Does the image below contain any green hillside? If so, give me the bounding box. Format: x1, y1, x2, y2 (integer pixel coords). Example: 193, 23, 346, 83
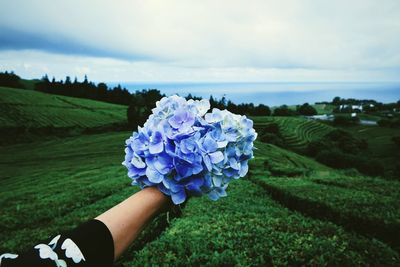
19, 78, 40, 90
339, 124, 400, 176
0, 86, 128, 144
286, 103, 335, 115
253, 116, 335, 151
253, 140, 329, 176
1, 132, 399, 265
1, 90, 399, 265
0, 86, 127, 128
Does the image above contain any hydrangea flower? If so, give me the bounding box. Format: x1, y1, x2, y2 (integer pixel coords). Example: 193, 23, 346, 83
123, 95, 257, 204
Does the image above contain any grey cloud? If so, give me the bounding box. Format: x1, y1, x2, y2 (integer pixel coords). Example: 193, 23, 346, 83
0, 26, 150, 61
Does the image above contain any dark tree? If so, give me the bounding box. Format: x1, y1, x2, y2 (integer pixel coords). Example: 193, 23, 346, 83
0, 71, 25, 89
127, 89, 164, 129
254, 104, 271, 116
332, 96, 341, 105
273, 105, 296, 116
297, 103, 317, 116
392, 136, 400, 147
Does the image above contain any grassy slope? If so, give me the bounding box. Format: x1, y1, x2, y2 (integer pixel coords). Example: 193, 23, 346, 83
338, 124, 400, 175
19, 78, 40, 90
1, 133, 399, 265
1, 94, 399, 265
0, 132, 129, 252
0, 86, 127, 128
253, 116, 335, 151
286, 103, 335, 115
130, 142, 399, 266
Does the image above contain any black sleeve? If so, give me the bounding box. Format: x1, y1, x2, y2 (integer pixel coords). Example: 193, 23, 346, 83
0, 219, 114, 267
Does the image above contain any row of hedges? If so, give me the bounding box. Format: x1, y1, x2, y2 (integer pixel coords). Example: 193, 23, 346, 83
306, 129, 386, 177
0, 123, 129, 145
249, 175, 400, 252
130, 180, 399, 266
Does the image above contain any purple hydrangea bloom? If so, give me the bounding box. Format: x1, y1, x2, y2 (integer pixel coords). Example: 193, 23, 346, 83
123, 95, 257, 205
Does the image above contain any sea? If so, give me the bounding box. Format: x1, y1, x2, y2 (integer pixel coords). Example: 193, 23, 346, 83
115, 82, 400, 106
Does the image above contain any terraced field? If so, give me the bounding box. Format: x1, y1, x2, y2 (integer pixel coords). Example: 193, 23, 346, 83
0, 86, 127, 129
1, 132, 399, 266
253, 116, 334, 151
1, 91, 399, 265
287, 103, 335, 115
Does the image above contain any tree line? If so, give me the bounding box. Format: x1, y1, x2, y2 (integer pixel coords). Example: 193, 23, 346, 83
35, 75, 132, 105
0, 71, 25, 89
1, 71, 275, 124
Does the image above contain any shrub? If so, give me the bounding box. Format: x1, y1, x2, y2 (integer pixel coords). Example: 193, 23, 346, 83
258, 123, 285, 147
273, 105, 297, 116
378, 118, 400, 128
333, 115, 360, 126
251, 175, 400, 253
315, 150, 384, 177
307, 129, 367, 157
0, 71, 25, 89
316, 149, 353, 169
393, 136, 400, 147
297, 103, 317, 116
127, 89, 164, 129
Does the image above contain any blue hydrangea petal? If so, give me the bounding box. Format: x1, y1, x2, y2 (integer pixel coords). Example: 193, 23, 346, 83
239, 160, 249, 177
173, 157, 197, 179
207, 190, 219, 201
149, 141, 163, 154
202, 135, 218, 153
209, 151, 224, 164
192, 162, 203, 175
158, 183, 171, 196
202, 154, 212, 172
229, 157, 240, 170
164, 179, 184, 193
145, 166, 164, 183
131, 155, 146, 169
185, 176, 204, 196
223, 168, 237, 177
215, 187, 228, 197
212, 175, 222, 187
171, 190, 187, 204
153, 154, 173, 175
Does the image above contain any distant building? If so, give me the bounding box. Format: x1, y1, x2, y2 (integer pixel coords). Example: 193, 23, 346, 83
338, 104, 363, 112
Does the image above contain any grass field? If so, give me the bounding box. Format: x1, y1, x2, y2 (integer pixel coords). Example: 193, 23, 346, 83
1, 132, 399, 266
0, 86, 127, 129
253, 116, 335, 151
337, 124, 400, 176
286, 103, 335, 115
1, 88, 399, 265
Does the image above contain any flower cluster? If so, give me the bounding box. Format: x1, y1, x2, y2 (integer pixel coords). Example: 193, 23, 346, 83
123, 95, 257, 204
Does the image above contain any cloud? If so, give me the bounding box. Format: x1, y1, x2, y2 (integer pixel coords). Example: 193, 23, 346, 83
1, 50, 397, 83
0, 0, 399, 81
0, 26, 149, 60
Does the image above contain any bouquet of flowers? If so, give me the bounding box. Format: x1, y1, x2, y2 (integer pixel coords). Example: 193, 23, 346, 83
122, 95, 257, 204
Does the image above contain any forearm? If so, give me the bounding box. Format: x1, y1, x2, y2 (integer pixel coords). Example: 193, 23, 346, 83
95, 187, 171, 260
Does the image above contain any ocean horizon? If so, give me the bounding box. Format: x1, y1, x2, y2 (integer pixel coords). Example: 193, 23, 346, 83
113, 82, 400, 106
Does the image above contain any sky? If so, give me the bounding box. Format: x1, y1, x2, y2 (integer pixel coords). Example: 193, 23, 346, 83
0, 0, 399, 83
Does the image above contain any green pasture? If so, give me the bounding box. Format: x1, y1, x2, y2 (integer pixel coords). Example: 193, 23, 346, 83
1, 132, 399, 266
0, 86, 127, 129
253, 116, 335, 151
285, 103, 335, 115
1, 87, 399, 265
338, 124, 400, 176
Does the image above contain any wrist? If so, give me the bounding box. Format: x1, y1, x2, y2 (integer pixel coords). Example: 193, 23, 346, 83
138, 186, 172, 214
